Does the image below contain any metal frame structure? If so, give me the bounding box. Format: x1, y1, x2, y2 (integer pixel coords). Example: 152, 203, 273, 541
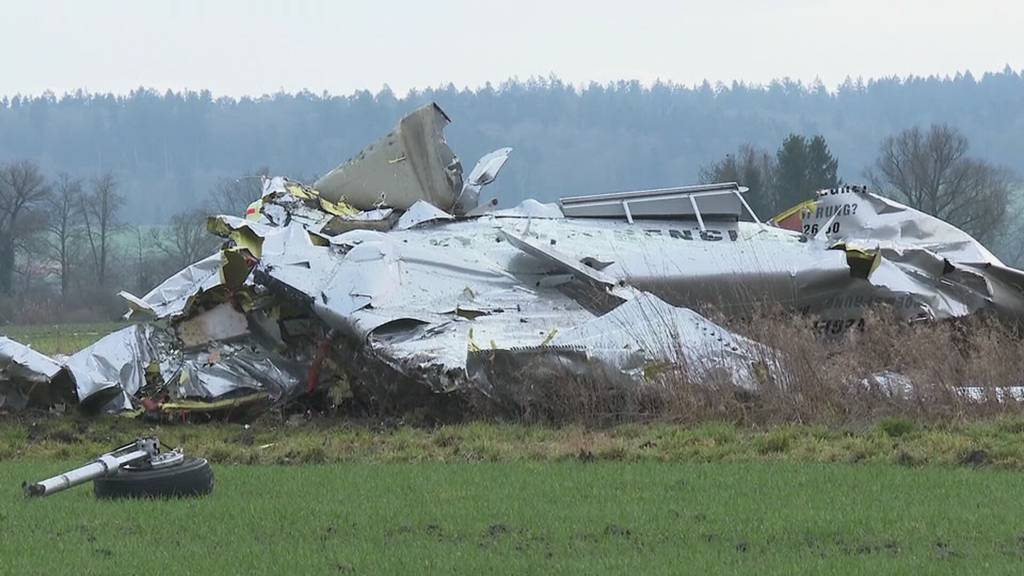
559, 182, 760, 229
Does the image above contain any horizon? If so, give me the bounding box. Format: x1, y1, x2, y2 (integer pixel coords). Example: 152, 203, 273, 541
2, 66, 1019, 101
3, 0, 1020, 98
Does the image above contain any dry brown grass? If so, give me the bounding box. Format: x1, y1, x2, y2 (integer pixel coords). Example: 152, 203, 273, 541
465, 305, 1024, 427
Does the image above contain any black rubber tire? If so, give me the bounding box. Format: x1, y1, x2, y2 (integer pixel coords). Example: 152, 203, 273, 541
93, 457, 214, 499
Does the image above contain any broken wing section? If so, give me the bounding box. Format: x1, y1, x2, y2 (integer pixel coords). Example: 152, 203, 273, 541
467, 292, 773, 409
242, 201, 775, 408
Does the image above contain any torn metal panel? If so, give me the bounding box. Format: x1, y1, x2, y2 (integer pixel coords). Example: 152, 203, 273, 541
463, 294, 774, 409
315, 104, 508, 216
0, 337, 64, 383
796, 186, 1024, 325
490, 199, 564, 219
121, 253, 224, 319
165, 343, 304, 402
64, 325, 160, 412
547, 293, 773, 390
0, 337, 73, 410
457, 147, 513, 211
316, 103, 467, 213
801, 186, 1001, 263
396, 200, 454, 230
319, 208, 398, 236
208, 215, 273, 252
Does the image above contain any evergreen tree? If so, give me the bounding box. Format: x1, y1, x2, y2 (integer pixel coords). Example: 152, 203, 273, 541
774, 135, 811, 212
806, 135, 840, 193
0, 69, 1021, 227
774, 134, 840, 212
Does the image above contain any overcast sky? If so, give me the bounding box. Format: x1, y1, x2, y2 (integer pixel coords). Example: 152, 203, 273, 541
2, 0, 1020, 97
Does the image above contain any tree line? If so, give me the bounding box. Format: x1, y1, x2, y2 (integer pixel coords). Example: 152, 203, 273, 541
2, 119, 1016, 324
1, 68, 1022, 225
0, 165, 237, 323
2, 69, 1022, 322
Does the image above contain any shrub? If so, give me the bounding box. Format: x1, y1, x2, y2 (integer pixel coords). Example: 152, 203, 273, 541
878, 417, 915, 438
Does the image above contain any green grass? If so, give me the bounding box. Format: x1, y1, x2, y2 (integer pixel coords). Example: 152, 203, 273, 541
6, 417, 1024, 468
0, 322, 127, 355
5, 324, 1024, 573
2, 460, 1023, 574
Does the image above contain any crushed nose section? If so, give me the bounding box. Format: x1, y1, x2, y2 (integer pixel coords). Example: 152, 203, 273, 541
316, 103, 496, 215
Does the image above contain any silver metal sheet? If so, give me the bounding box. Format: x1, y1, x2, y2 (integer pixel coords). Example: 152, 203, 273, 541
165, 344, 303, 402
0, 336, 63, 382
0, 337, 71, 410
396, 200, 454, 230
120, 253, 224, 319
458, 147, 512, 210
548, 292, 773, 390
253, 201, 772, 396
490, 199, 564, 219
64, 325, 159, 411
804, 186, 1001, 263
316, 103, 467, 213
560, 183, 747, 221
800, 187, 1024, 324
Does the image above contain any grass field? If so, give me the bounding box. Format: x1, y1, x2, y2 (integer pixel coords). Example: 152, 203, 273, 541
3, 417, 1024, 573
1, 322, 127, 355
5, 323, 1024, 573
5, 416, 1024, 468
3, 460, 1024, 575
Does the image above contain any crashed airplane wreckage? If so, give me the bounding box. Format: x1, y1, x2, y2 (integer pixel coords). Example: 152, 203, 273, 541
4, 102, 1024, 417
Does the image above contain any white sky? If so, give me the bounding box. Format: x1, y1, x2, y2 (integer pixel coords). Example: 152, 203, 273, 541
2, 0, 1021, 97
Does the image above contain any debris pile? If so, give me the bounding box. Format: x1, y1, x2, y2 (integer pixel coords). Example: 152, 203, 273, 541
4, 103, 1024, 418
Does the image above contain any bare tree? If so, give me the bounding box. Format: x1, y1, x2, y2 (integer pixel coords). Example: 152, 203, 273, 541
0, 160, 50, 295
868, 124, 1017, 243
80, 171, 124, 286
155, 208, 220, 269
208, 167, 269, 216
130, 225, 165, 295
45, 173, 84, 302
11, 217, 49, 298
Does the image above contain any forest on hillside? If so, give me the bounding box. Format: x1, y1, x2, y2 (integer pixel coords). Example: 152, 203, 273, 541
1, 68, 1022, 225
2, 69, 1023, 322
